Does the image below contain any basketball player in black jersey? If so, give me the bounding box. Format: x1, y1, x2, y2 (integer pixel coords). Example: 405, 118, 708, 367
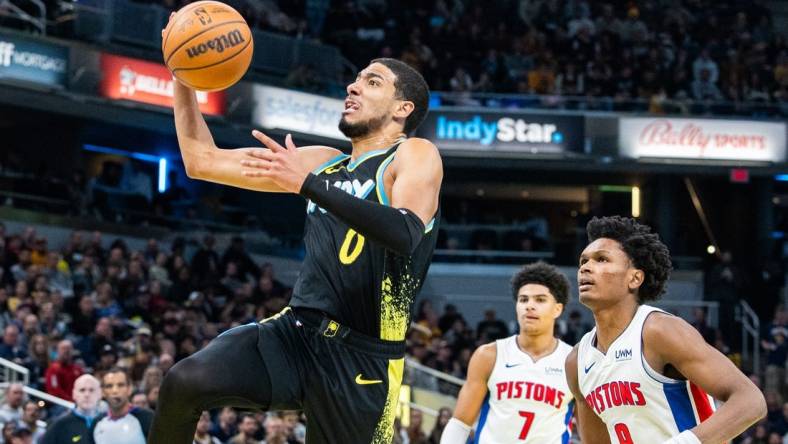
147, 39, 443, 443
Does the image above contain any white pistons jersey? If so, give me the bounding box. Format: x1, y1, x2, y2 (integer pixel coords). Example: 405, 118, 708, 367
577, 305, 717, 443
475, 335, 574, 444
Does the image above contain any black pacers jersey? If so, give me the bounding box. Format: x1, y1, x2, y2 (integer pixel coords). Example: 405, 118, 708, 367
291, 142, 439, 340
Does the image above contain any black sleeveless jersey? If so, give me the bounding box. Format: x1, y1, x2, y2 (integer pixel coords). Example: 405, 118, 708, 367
291, 142, 439, 340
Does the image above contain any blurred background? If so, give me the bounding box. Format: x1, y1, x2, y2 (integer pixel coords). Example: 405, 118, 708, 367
0, 0, 787, 442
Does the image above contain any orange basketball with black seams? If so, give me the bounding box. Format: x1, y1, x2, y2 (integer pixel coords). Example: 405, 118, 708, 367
162, 1, 253, 91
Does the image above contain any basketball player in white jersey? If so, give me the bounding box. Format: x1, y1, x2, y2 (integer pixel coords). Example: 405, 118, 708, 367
566, 216, 766, 444
441, 262, 574, 444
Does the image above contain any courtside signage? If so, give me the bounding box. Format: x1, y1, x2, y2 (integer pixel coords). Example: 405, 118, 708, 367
0, 34, 68, 86
417, 110, 583, 153
99, 53, 225, 115
619, 117, 786, 162
251, 85, 348, 141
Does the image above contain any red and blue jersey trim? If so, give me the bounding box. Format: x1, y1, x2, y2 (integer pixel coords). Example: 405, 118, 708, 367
663, 381, 715, 433
473, 394, 491, 444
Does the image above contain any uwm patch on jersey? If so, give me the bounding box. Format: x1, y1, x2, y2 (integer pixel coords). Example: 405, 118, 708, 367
475, 335, 574, 444
577, 305, 717, 443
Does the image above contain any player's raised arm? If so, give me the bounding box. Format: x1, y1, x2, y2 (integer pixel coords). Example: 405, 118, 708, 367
171, 80, 341, 192
565, 346, 611, 444
160, 12, 340, 193
441, 343, 495, 444
644, 313, 766, 443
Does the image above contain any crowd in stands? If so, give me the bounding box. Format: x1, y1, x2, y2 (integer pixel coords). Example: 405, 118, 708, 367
7, 0, 783, 114
0, 221, 306, 443
127, 0, 788, 114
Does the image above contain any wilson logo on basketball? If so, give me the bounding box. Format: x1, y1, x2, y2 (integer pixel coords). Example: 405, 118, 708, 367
186, 30, 245, 58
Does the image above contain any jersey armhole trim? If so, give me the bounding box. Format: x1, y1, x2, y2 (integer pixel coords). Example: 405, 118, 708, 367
375, 152, 397, 205
640, 310, 684, 385
425, 218, 435, 234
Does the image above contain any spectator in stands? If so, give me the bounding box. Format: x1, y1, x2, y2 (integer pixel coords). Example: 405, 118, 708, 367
280, 411, 304, 444
221, 237, 259, 282
93, 282, 123, 320
555, 61, 585, 96
761, 324, 788, 396
210, 406, 238, 442
690, 307, 716, 345
476, 308, 508, 342
693, 49, 719, 85
16, 400, 45, 442
0, 383, 25, 424
429, 407, 451, 444
1, 421, 15, 443
437, 304, 462, 333
228, 413, 261, 444
193, 411, 222, 444
93, 344, 117, 375
692, 68, 724, 101
139, 365, 163, 395
561, 309, 589, 345
145, 385, 159, 411
8, 427, 31, 444
0, 325, 26, 364
191, 235, 220, 286
261, 412, 292, 444
407, 409, 428, 444
38, 302, 66, 339
24, 334, 49, 389
19, 314, 39, 350
706, 251, 744, 347
92, 367, 153, 443
131, 391, 149, 410
414, 300, 443, 345
30, 237, 48, 267
44, 339, 83, 402
41, 374, 101, 444
86, 317, 115, 367
69, 295, 96, 338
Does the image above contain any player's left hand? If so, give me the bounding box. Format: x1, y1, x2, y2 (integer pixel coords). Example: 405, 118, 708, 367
241, 131, 311, 193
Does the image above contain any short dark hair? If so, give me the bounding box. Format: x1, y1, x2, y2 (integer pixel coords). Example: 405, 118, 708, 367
511, 261, 570, 305
371, 58, 430, 134
102, 366, 130, 385
586, 216, 672, 303
239, 412, 257, 423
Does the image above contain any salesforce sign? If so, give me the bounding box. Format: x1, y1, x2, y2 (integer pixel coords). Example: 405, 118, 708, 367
0, 33, 68, 86
418, 110, 583, 153
252, 85, 347, 142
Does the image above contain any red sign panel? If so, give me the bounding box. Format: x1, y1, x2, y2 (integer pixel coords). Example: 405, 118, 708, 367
99, 53, 225, 116
730, 168, 750, 183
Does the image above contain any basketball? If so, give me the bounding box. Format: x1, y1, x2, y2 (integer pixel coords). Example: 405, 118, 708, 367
162, 1, 253, 91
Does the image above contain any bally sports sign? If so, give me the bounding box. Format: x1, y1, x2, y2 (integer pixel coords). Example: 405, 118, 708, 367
619, 117, 786, 162
99, 53, 225, 116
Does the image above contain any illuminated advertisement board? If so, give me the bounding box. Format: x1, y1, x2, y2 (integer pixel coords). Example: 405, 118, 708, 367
99, 53, 225, 115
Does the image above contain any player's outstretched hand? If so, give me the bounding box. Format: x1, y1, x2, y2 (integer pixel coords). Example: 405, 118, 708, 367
242, 131, 311, 194
162, 12, 175, 39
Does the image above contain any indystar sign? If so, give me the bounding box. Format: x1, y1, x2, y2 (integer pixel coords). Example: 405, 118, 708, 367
419, 110, 583, 153
435, 115, 563, 146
